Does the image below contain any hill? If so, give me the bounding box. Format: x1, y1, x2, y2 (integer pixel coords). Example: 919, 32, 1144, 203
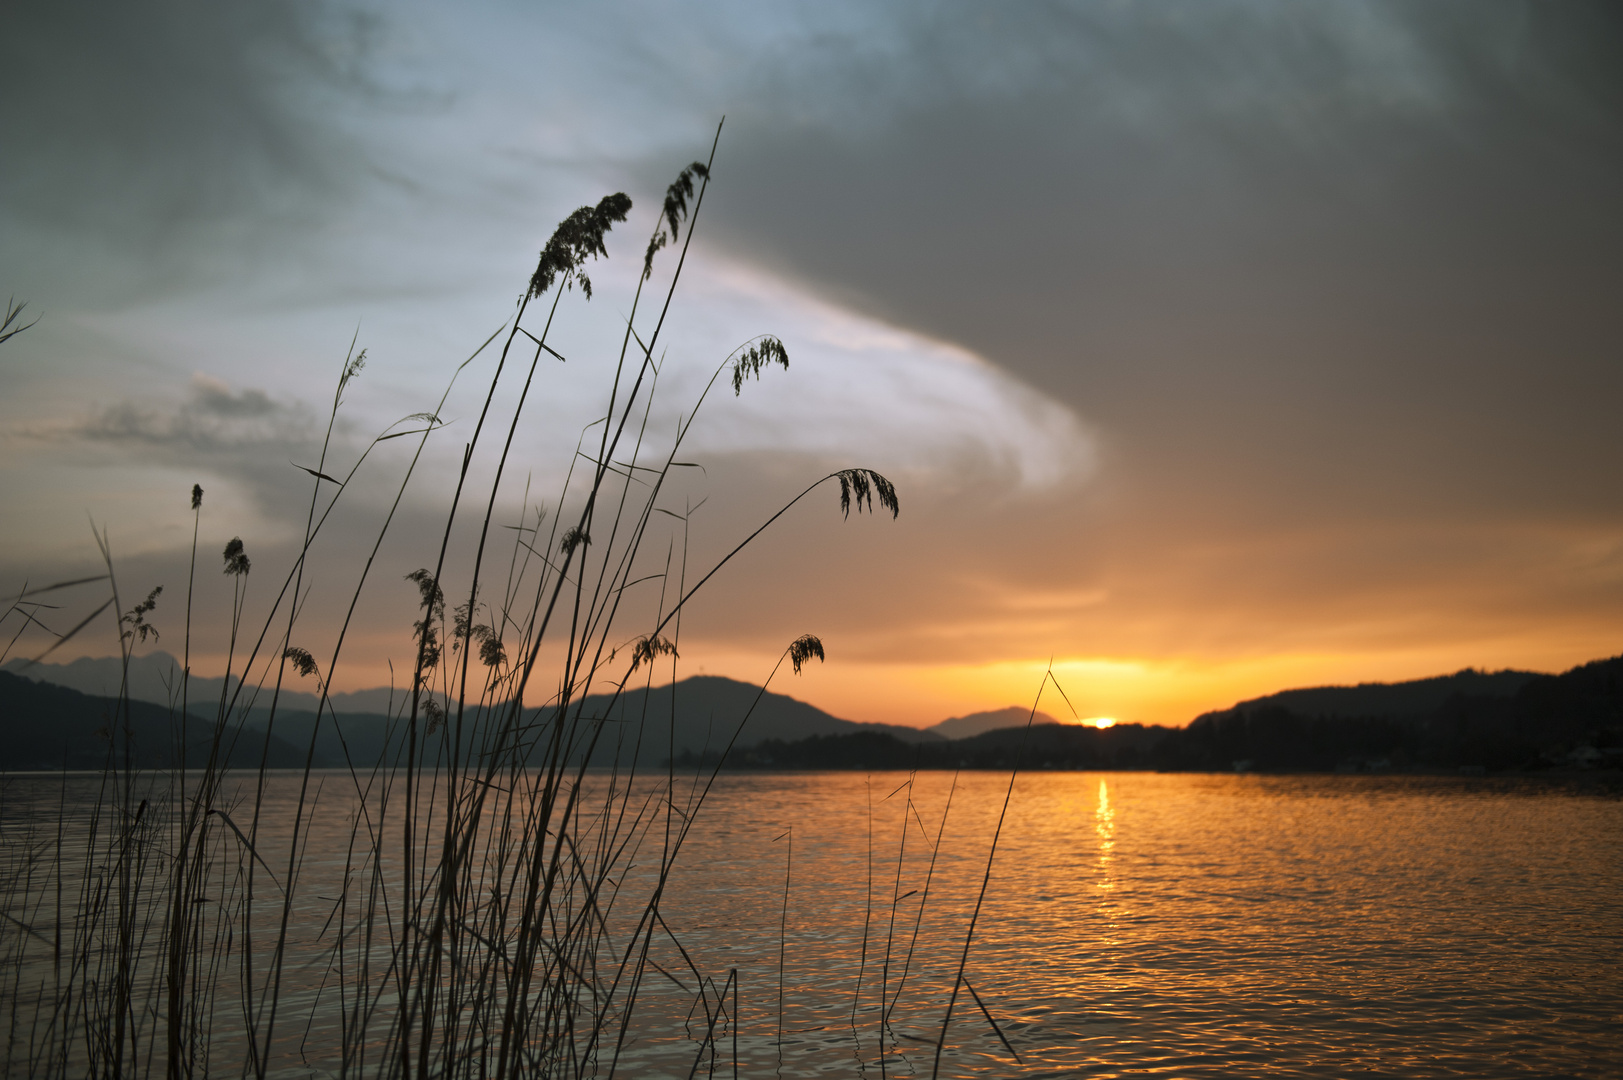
8, 656, 1619, 775
926, 706, 1056, 740
2, 651, 399, 715
1193, 667, 1542, 725
0, 671, 311, 770
0, 669, 940, 771
684, 721, 1170, 771
536, 675, 940, 767
1161, 658, 1620, 772
686, 655, 1623, 774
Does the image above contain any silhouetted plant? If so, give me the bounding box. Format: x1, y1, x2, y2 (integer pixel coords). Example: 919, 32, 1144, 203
642, 161, 709, 280
119, 586, 162, 643
559, 524, 591, 555
837, 468, 900, 518
629, 632, 679, 674
528, 192, 633, 300
406, 567, 445, 672
0, 130, 945, 1080
0, 296, 37, 345
281, 646, 320, 684
790, 633, 825, 674
338, 346, 366, 398
451, 599, 504, 668
222, 537, 250, 576
730, 336, 790, 395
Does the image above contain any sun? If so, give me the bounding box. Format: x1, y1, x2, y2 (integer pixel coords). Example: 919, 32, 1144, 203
1085, 716, 1117, 729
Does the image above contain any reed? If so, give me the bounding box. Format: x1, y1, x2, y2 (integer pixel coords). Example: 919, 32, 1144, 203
0, 129, 1035, 1079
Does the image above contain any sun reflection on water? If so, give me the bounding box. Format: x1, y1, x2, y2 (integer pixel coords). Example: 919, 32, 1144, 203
1095, 778, 1116, 891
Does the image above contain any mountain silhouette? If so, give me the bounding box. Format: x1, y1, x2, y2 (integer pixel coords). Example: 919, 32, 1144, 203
0, 670, 310, 770
7, 655, 1619, 774
926, 706, 1056, 740
0, 669, 940, 770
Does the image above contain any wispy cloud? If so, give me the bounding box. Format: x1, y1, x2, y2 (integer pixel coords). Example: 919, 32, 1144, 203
74, 374, 318, 454
7, 374, 353, 536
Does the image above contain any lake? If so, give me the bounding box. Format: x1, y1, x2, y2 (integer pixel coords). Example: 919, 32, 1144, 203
2, 769, 1619, 1077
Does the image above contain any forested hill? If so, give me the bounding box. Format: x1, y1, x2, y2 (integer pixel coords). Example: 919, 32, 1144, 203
0, 672, 935, 771
6, 658, 1620, 774
1158, 654, 1622, 773
684, 655, 1623, 774
1192, 667, 1542, 725
560, 674, 939, 759
1, 651, 396, 715
0, 671, 310, 770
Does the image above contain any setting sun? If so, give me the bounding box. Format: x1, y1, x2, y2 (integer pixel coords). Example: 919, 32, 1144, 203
1086, 717, 1118, 729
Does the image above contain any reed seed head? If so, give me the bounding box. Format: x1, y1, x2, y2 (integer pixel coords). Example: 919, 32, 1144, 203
642, 161, 710, 281
120, 586, 163, 643
835, 469, 900, 519
190, 483, 203, 510
223, 538, 250, 576
789, 634, 824, 675
405, 568, 445, 619
406, 569, 446, 670
282, 646, 321, 687
452, 600, 505, 667
628, 633, 678, 674
560, 526, 591, 556
528, 193, 633, 301
730, 337, 789, 395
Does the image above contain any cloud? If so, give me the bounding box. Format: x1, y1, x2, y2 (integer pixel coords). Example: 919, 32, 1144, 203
0, 0, 388, 302
29, 374, 352, 538
1, 0, 378, 219
639, 259, 1097, 494
681, 0, 1623, 536
76, 374, 315, 453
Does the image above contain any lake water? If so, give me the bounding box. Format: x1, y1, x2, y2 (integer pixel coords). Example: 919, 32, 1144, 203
2, 769, 1620, 1078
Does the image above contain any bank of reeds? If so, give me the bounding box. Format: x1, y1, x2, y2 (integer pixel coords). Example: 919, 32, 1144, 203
0, 132, 1040, 1079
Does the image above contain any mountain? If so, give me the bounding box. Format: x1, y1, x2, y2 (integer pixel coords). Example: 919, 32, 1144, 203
1195, 668, 1541, 725
686, 655, 1623, 774
246, 674, 943, 771
0, 671, 311, 770
926, 707, 1056, 740
912, 670, 1541, 745
1159, 657, 1622, 773
549, 675, 940, 767
684, 721, 1170, 771
2, 651, 401, 715
12, 654, 1616, 775
0, 667, 940, 771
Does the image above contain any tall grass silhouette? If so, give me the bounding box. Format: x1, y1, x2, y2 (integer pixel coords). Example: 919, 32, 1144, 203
0, 130, 1041, 1079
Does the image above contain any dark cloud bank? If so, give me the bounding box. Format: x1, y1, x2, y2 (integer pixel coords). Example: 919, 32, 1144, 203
701, 1, 1623, 531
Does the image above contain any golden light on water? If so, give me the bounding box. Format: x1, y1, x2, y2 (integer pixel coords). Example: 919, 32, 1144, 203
1095, 778, 1117, 895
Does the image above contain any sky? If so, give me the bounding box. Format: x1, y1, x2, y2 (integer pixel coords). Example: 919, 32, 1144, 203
2, 0, 1620, 727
